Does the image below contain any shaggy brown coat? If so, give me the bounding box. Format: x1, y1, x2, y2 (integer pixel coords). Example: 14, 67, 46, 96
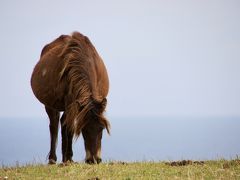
31, 32, 110, 163
31, 32, 110, 136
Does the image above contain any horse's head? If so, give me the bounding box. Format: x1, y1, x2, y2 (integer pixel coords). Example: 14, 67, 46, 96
81, 98, 110, 164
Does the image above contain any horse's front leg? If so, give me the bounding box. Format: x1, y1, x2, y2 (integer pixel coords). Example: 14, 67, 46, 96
66, 130, 74, 162
60, 113, 74, 163
45, 106, 59, 164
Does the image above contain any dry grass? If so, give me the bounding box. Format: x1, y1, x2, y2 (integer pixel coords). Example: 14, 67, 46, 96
1, 160, 240, 179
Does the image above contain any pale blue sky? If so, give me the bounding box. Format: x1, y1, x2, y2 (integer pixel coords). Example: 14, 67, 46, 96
0, 0, 240, 118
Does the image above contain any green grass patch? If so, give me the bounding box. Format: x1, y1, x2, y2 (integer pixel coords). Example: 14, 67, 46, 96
1, 160, 240, 179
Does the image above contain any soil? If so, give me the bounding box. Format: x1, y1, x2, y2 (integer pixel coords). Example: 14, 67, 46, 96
165, 160, 205, 166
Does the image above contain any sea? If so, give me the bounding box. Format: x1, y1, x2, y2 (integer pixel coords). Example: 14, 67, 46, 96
0, 117, 239, 166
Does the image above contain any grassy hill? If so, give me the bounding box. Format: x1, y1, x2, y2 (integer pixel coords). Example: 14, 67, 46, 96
1, 160, 240, 179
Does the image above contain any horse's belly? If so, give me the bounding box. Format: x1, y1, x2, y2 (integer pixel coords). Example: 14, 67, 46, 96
31, 55, 67, 111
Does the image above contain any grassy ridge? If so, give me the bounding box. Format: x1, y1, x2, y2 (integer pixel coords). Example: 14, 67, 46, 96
1, 160, 240, 179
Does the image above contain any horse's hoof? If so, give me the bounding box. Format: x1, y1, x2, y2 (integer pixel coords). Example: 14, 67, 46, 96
59, 160, 74, 166
85, 158, 101, 164
48, 159, 56, 165
66, 160, 74, 164
59, 162, 69, 167
85, 159, 95, 164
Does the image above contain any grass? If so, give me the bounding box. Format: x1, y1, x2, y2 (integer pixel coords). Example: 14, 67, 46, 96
1, 160, 240, 179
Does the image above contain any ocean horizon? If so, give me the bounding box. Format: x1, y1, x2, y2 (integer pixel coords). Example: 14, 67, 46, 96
0, 117, 239, 166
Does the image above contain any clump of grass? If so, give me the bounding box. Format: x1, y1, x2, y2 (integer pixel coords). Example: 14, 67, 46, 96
1, 160, 240, 179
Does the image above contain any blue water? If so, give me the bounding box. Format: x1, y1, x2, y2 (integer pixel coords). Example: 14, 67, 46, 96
0, 117, 239, 166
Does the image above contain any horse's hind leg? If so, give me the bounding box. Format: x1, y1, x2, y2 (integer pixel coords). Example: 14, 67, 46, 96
45, 106, 59, 164
60, 113, 68, 162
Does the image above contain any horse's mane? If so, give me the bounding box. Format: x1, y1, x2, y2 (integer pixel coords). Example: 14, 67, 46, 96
60, 32, 94, 106
59, 32, 110, 136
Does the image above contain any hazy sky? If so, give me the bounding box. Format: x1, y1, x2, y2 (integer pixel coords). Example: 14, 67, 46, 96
0, 0, 239, 118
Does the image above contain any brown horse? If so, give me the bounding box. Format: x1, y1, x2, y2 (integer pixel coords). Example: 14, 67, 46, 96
31, 32, 110, 164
